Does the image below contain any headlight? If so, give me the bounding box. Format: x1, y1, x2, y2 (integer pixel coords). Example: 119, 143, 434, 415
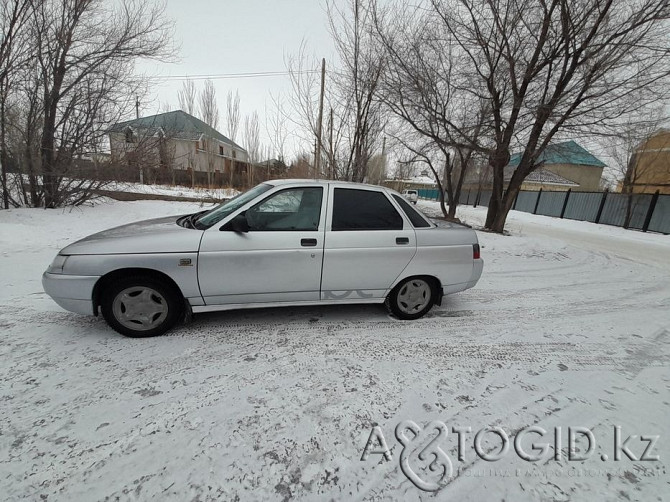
47, 254, 69, 274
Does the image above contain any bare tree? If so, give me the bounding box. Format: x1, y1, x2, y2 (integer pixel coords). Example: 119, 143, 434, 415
32, 0, 174, 208
177, 79, 196, 115
605, 112, 667, 228
0, 0, 31, 208
327, 0, 385, 182
226, 89, 240, 142
198, 79, 219, 129
372, 1, 490, 217
284, 41, 348, 180
244, 111, 261, 186
285, 41, 322, 148
425, 0, 670, 232
225, 89, 241, 186
266, 93, 289, 163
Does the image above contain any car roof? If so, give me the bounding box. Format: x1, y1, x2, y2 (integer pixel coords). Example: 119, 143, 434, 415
265, 179, 389, 190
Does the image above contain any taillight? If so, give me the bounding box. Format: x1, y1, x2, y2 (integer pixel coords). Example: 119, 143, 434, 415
473, 244, 480, 260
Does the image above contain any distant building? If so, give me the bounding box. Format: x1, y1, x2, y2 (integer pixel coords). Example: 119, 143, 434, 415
383, 170, 438, 192
253, 158, 290, 181
108, 110, 249, 187
619, 129, 670, 194
464, 140, 605, 192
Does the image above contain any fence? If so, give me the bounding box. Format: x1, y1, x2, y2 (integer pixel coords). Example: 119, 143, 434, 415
417, 188, 670, 234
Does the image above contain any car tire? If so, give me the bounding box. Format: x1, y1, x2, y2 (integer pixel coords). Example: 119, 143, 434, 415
101, 275, 183, 338
387, 277, 435, 320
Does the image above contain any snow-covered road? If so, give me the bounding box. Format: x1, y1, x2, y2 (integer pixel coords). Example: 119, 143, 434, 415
1, 200, 669, 501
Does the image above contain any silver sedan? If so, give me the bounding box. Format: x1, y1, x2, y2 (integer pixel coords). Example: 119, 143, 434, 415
43, 180, 483, 337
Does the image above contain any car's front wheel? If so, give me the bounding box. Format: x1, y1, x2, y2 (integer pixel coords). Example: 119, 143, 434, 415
387, 277, 435, 320
101, 276, 183, 337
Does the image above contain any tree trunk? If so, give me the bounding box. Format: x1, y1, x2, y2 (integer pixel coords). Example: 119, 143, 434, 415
484, 150, 508, 229
623, 190, 633, 229
438, 188, 449, 218
41, 94, 60, 208
489, 183, 521, 233
0, 88, 9, 209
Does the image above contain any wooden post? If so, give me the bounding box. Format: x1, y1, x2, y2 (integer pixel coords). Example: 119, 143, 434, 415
315, 58, 326, 179
560, 188, 571, 219
533, 188, 543, 214
595, 189, 609, 224
642, 190, 660, 232
328, 107, 334, 179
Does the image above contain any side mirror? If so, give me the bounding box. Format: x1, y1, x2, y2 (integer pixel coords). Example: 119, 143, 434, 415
225, 213, 250, 233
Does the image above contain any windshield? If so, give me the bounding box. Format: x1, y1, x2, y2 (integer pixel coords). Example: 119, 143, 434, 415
196, 183, 273, 229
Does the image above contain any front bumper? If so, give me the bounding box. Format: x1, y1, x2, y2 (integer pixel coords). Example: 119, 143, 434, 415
42, 272, 99, 316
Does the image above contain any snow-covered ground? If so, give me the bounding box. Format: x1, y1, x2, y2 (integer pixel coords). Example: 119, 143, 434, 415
105, 181, 239, 200
1, 200, 669, 501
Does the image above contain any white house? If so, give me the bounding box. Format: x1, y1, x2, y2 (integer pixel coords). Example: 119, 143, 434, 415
108, 110, 248, 187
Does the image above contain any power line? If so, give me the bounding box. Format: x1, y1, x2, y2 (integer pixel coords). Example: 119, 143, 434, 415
147, 70, 320, 82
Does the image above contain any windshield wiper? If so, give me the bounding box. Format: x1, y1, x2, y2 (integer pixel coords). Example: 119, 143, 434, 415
177, 210, 208, 229
188, 209, 209, 230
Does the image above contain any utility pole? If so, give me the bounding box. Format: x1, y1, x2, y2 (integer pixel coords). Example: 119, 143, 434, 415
315, 58, 326, 180
329, 107, 334, 180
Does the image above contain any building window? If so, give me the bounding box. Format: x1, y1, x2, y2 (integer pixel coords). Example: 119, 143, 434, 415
232, 150, 237, 159
195, 140, 200, 150
125, 128, 134, 143
219, 146, 224, 156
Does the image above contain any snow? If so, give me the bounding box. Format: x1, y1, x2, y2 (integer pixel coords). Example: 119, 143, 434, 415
104, 181, 239, 200
1, 200, 669, 500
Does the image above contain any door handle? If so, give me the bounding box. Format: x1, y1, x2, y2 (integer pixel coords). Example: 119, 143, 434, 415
396, 237, 410, 245
301, 238, 318, 247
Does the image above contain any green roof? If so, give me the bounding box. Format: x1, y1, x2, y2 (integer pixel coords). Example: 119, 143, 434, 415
109, 110, 245, 152
508, 140, 606, 168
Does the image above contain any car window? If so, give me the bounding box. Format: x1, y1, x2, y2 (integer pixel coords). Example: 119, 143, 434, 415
392, 194, 431, 228
196, 183, 272, 228
332, 188, 403, 231
246, 187, 323, 231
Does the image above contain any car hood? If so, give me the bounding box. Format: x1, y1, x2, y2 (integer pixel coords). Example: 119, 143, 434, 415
61, 215, 203, 255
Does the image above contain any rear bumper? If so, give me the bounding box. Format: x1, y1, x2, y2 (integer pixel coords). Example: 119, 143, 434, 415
470, 258, 484, 286
441, 259, 484, 296
42, 272, 99, 316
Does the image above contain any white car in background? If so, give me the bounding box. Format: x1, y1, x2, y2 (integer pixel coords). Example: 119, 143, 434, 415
402, 189, 419, 204
43, 180, 483, 337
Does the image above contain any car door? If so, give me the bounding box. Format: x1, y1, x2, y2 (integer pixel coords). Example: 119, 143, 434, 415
198, 185, 326, 305
321, 186, 416, 301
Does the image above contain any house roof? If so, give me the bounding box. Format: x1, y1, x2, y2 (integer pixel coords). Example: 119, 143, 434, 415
519, 168, 579, 187
109, 110, 246, 152
508, 140, 606, 168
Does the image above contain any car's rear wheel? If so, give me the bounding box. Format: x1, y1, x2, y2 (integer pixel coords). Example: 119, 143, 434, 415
101, 276, 183, 337
387, 277, 435, 320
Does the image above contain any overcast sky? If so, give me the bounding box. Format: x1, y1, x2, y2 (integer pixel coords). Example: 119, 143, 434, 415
136, 0, 335, 158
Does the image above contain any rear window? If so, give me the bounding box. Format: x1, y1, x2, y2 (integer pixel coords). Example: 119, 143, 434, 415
332, 188, 403, 230
392, 194, 431, 228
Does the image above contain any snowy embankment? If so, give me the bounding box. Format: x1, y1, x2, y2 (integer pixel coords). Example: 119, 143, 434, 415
104, 181, 239, 201
1, 200, 669, 501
